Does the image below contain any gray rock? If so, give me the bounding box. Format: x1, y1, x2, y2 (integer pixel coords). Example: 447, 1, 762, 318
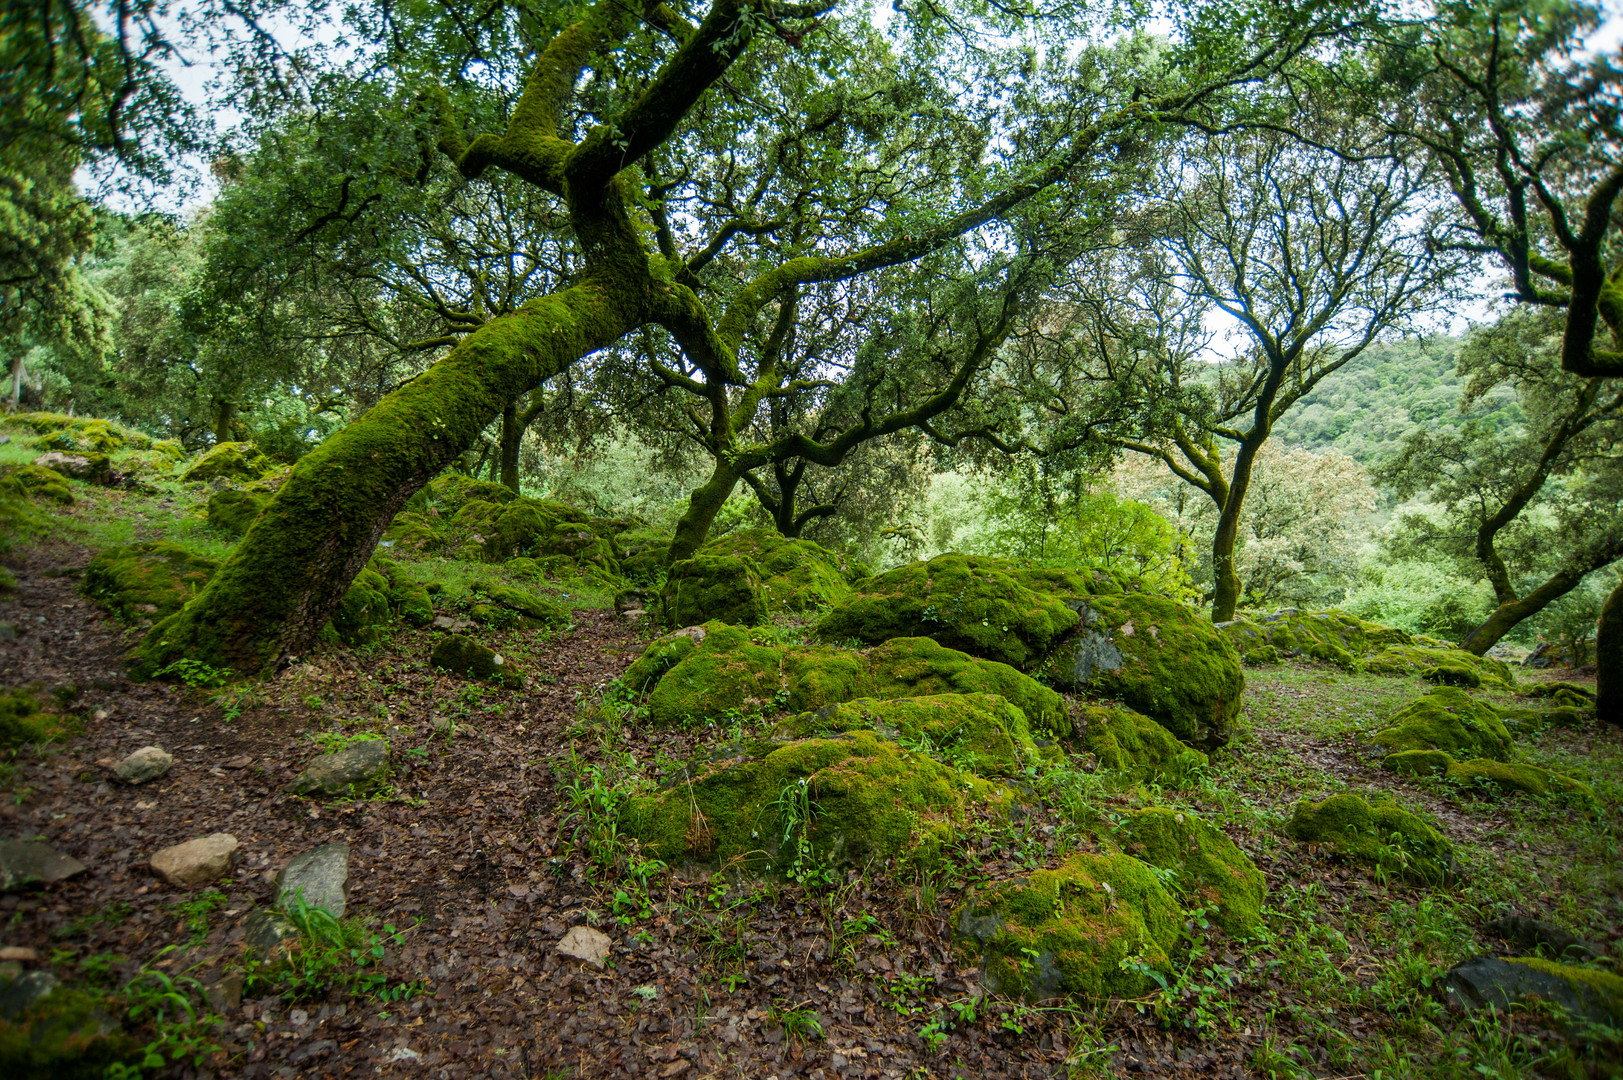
34, 451, 108, 483
0, 622, 18, 640
150, 833, 239, 886
0, 970, 58, 1020
557, 925, 613, 969
114, 745, 173, 785
275, 842, 350, 917
1440, 955, 1616, 1025
0, 840, 88, 892
291, 739, 389, 797
1483, 915, 1601, 961
245, 908, 298, 955
203, 970, 244, 1014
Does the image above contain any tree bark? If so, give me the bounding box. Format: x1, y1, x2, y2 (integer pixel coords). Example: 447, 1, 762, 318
499, 400, 522, 492
667, 461, 742, 565
1598, 579, 1621, 725
1459, 567, 1590, 655
212, 399, 237, 445
1209, 437, 1265, 623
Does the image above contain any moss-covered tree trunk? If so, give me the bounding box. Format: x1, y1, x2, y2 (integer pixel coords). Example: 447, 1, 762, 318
1459, 567, 1592, 655
1598, 579, 1621, 726
667, 462, 742, 564
499, 401, 522, 492
136, 281, 641, 674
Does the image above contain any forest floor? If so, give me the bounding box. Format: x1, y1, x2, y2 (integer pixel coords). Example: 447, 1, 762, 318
1, 468, 1619, 1080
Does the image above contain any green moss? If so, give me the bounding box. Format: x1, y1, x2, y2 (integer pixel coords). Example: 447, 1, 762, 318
1365, 645, 1516, 689
954, 853, 1181, 1002
617, 528, 672, 585
1242, 645, 1280, 666
206, 488, 269, 537
1222, 609, 1417, 669
1286, 793, 1454, 885
0, 978, 130, 1079
180, 441, 271, 483
0, 688, 70, 748
1039, 593, 1243, 749
11, 412, 151, 454
326, 568, 393, 645
1519, 680, 1594, 705
623, 625, 709, 690
620, 729, 1008, 869
84, 542, 219, 623
1381, 749, 1456, 776
0, 464, 75, 504
865, 637, 1070, 737
1373, 687, 1515, 761
381, 510, 448, 553
1004, 563, 1145, 599
662, 552, 767, 627
1078, 704, 1207, 785
1445, 759, 1595, 800
700, 529, 856, 612
470, 580, 568, 629
430, 634, 521, 686
1111, 808, 1265, 935
776, 693, 1049, 777
1505, 958, 1623, 1023
816, 554, 1079, 670
374, 559, 434, 627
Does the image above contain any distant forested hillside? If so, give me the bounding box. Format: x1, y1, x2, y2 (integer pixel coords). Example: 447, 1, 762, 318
1269, 337, 1524, 466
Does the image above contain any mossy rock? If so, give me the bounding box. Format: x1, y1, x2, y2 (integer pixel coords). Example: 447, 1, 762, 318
0, 465, 73, 505
429, 634, 520, 686
1373, 687, 1514, 762
816, 554, 1079, 670
206, 488, 269, 537
1519, 680, 1594, 705
180, 441, 271, 483
699, 529, 856, 613
620, 729, 1009, 869
0, 974, 130, 1079
1039, 593, 1242, 749
662, 553, 767, 627
1505, 958, 1623, 1024
1364, 645, 1515, 689
373, 558, 434, 627
1111, 808, 1265, 935
1381, 749, 1456, 777
469, 581, 568, 629
12, 412, 150, 454
954, 853, 1181, 1002
1444, 759, 1595, 800
637, 628, 1069, 735
1077, 704, 1207, 786
1286, 793, 1454, 885
85, 542, 218, 623
1003, 563, 1148, 599
425, 474, 517, 511
617, 529, 672, 586
381, 510, 447, 553
0, 688, 70, 749
775, 693, 1051, 777
1253, 609, 1415, 668
326, 568, 393, 645
1242, 645, 1279, 666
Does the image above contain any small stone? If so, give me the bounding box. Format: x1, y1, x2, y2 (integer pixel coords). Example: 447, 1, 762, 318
289, 1007, 309, 1027
430, 717, 452, 734
223, 754, 253, 769
0, 622, 18, 641
291, 739, 389, 797
203, 970, 244, 1014
660, 1061, 692, 1078
244, 909, 297, 955
0, 840, 88, 892
275, 842, 350, 917
431, 615, 456, 631
0, 947, 38, 962
0, 970, 58, 1020
150, 833, 239, 887
385, 1047, 422, 1064
114, 745, 173, 785
556, 925, 612, 969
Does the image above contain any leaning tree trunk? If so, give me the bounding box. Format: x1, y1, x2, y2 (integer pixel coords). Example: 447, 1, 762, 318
666, 462, 743, 566
136, 282, 640, 676
1597, 580, 1621, 726
499, 401, 524, 492
1459, 567, 1590, 656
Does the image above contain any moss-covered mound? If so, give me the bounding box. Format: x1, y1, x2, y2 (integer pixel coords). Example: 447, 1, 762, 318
0, 688, 70, 748
1373, 687, 1515, 761
1111, 808, 1265, 935
374, 559, 434, 627
468, 581, 569, 629
1519, 681, 1595, 710
430, 634, 521, 686
637, 626, 1068, 734
1364, 645, 1515, 689
85, 542, 219, 623
699, 529, 856, 613
1444, 759, 1595, 800
11, 412, 153, 455
663, 553, 767, 627
621, 729, 1008, 869
0, 464, 74, 504
775, 694, 1049, 777
1077, 704, 1208, 785
954, 853, 1181, 1002
1003, 563, 1149, 599
1286, 793, 1454, 885
0, 974, 130, 1079
1381, 749, 1455, 777
816, 554, 1079, 670
617, 528, 672, 585
180, 441, 271, 483
206, 488, 269, 536
1039, 593, 1242, 749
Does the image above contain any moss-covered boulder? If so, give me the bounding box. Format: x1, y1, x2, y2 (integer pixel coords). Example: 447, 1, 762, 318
1381, 749, 1456, 777
1444, 759, 1595, 800
1111, 808, 1265, 935
775, 694, 1049, 777
1003, 563, 1149, 599
621, 729, 1008, 869
816, 554, 1079, 670
1373, 687, 1515, 762
624, 624, 711, 690
617, 529, 672, 585
206, 488, 268, 536
1039, 593, 1242, 749
326, 568, 393, 645
0, 688, 70, 749
0, 464, 73, 505
373, 558, 434, 627
1077, 705, 1208, 785
180, 441, 271, 483
1504, 958, 1623, 1024
380, 509, 447, 553
429, 634, 520, 686
1286, 793, 1454, 885
700, 529, 856, 613
1364, 645, 1515, 689
0, 972, 130, 1079
662, 553, 767, 627
468, 581, 568, 629
85, 542, 218, 623
14, 412, 150, 454
954, 853, 1181, 1001
637, 627, 1069, 734
1251, 609, 1414, 668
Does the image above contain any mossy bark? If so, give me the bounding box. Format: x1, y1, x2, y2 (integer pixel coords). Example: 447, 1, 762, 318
668, 461, 741, 565
1599, 579, 1622, 726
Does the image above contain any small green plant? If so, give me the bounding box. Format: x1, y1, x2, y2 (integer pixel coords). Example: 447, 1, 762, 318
107, 965, 223, 1078
211, 681, 266, 721
154, 658, 230, 689
768, 1002, 824, 1045
246, 896, 421, 1002
170, 889, 227, 946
